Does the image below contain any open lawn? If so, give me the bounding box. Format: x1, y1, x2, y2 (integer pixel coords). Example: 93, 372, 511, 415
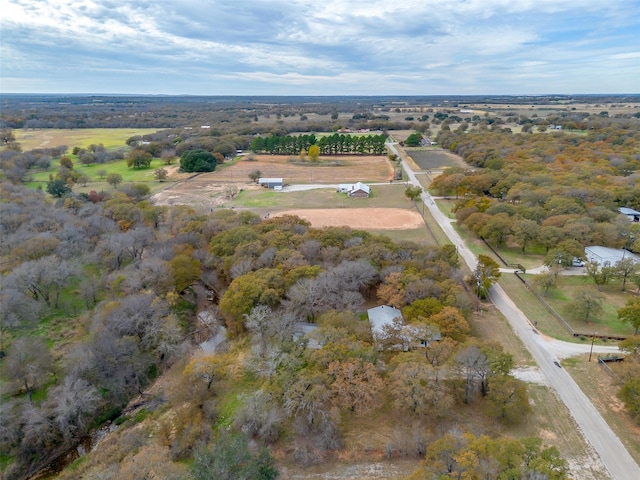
213, 154, 393, 184
13, 128, 159, 151
499, 274, 574, 341
24, 158, 175, 195
238, 184, 411, 209
522, 275, 636, 337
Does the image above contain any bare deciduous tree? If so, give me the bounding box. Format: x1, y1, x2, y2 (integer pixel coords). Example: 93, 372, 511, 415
3, 337, 52, 399
47, 375, 100, 442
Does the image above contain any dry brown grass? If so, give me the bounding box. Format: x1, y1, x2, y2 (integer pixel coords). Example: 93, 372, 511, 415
213, 155, 394, 184
563, 356, 640, 465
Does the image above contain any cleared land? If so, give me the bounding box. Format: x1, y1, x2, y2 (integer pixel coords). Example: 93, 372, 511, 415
404, 148, 467, 170
214, 154, 394, 183
273, 208, 424, 230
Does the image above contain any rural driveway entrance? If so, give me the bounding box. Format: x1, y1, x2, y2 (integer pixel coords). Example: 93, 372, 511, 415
388, 141, 640, 480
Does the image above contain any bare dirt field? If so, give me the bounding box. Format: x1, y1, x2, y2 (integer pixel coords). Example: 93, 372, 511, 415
151, 154, 396, 211
214, 155, 394, 184
404, 148, 466, 170
273, 208, 424, 230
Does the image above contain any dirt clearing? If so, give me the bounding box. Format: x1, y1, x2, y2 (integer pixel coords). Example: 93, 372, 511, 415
215, 155, 393, 184
273, 208, 423, 229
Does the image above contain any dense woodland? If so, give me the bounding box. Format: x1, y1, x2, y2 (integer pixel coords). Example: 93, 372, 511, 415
1, 95, 640, 479
0, 182, 568, 479
431, 114, 640, 260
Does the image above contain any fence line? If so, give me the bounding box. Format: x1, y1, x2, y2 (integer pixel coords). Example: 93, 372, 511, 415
598, 356, 623, 380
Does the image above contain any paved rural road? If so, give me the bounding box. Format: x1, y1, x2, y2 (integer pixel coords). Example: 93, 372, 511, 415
388, 141, 640, 480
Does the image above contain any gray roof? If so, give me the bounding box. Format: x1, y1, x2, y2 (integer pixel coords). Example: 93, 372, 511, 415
293, 322, 322, 349
351, 182, 371, 193
619, 207, 640, 216
258, 177, 283, 183
367, 305, 403, 339
585, 246, 640, 266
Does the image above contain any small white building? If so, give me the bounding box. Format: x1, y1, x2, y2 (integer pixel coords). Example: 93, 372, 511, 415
337, 182, 371, 198
585, 246, 640, 267
258, 177, 284, 189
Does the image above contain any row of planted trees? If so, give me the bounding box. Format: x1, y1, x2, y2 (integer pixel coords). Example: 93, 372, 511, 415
249, 133, 388, 156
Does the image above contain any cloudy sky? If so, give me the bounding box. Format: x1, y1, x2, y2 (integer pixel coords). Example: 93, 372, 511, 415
1, 0, 639, 95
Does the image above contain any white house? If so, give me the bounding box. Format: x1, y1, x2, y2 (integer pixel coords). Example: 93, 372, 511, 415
337, 182, 371, 198
367, 305, 440, 350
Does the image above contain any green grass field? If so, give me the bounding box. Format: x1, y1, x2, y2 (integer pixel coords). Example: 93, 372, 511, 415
522, 275, 635, 336
24, 158, 170, 194
14, 128, 159, 151
233, 184, 412, 209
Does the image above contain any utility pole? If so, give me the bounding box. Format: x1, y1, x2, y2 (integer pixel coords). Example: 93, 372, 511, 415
588, 332, 597, 362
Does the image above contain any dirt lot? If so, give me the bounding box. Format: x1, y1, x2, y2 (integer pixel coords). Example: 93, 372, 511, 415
213, 155, 394, 184
151, 154, 396, 212
404, 148, 467, 170
273, 208, 424, 230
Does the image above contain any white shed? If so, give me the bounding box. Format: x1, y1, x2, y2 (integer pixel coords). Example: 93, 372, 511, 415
585, 246, 640, 267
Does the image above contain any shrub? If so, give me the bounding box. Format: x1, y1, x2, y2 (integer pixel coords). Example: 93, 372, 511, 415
180, 149, 217, 173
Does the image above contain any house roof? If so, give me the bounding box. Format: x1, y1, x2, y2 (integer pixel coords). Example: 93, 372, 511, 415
258, 177, 283, 183
352, 182, 370, 193
367, 305, 402, 338
293, 322, 322, 349
619, 207, 640, 216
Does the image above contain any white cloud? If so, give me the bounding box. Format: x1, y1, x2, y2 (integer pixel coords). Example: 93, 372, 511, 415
1, 0, 638, 94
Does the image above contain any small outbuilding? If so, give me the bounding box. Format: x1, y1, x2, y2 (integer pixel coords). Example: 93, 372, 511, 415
258, 177, 284, 189
585, 246, 640, 267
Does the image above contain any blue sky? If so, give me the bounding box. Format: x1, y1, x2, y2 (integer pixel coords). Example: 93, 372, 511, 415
1, 0, 639, 95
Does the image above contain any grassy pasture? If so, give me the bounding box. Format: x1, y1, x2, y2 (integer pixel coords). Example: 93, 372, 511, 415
13, 128, 159, 151
234, 183, 410, 209
211, 154, 393, 184
24, 158, 172, 194
522, 275, 635, 337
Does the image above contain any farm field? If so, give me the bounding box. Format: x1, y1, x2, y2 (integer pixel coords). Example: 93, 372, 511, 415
272, 208, 423, 230
404, 148, 466, 170
213, 154, 394, 184
152, 176, 408, 210
13, 128, 159, 151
